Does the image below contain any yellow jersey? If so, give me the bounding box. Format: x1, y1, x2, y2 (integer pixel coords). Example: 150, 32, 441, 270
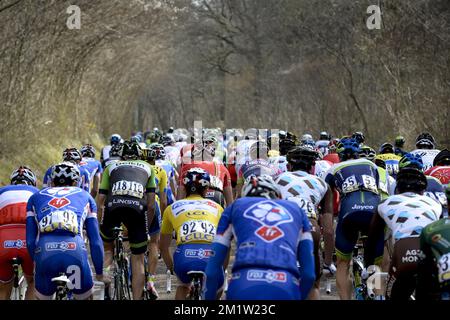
152, 164, 168, 196
161, 195, 224, 245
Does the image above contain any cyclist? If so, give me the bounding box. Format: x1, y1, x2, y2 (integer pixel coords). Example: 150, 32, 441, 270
43, 148, 90, 192
80, 144, 103, 198
323, 138, 341, 164
150, 143, 178, 205
104, 142, 123, 168
315, 131, 331, 156
101, 134, 122, 168
97, 140, 156, 300
26, 162, 104, 300
204, 175, 315, 300
416, 183, 450, 300
160, 168, 224, 300
274, 146, 335, 299
424, 149, 450, 185
178, 138, 233, 207
410, 132, 441, 171
352, 131, 365, 146
324, 138, 383, 300
0, 167, 38, 300
365, 164, 441, 300
394, 136, 407, 157
375, 143, 401, 178
162, 134, 181, 169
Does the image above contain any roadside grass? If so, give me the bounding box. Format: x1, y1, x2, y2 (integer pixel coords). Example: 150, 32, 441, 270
0, 134, 106, 188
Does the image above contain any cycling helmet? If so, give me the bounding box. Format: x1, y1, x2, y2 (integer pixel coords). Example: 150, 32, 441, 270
319, 131, 329, 140
80, 144, 96, 158
109, 142, 123, 158
336, 138, 361, 160
352, 132, 365, 144
396, 167, 427, 193
249, 140, 269, 159
110, 134, 121, 145
182, 168, 211, 194
62, 148, 82, 163
398, 153, 423, 171
286, 146, 319, 170
379, 142, 394, 154
395, 136, 405, 148
202, 134, 218, 157
161, 135, 175, 147
241, 175, 281, 199
328, 138, 340, 152
148, 143, 166, 160
119, 140, 142, 160
51, 162, 80, 187
433, 149, 450, 166
416, 132, 436, 149
130, 135, 143, 144
167, 127, 174, 134
279, 137, 298, 156
301, 133, 314, 143
10, 166, 37, 186
148, 130, 162, 144
360, 146, 376, 161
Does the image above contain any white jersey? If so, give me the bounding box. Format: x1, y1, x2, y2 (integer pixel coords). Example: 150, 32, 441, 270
410, 149, 441, 172
315, 140, 330, 156
164, 145, 180, 166
314, 160, 332, 179
275, 170, 328, 219
102, 145, 112, 162
268, 155, 288, 174
235, 139, 257, 173
378, 192, 442, 244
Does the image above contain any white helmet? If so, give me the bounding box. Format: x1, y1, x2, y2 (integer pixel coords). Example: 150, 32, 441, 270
241, 175, 281, 199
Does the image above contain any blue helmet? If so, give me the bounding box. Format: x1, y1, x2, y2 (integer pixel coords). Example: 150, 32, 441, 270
399, 153, 423, 171
337, 138, 361, 158
182, 168, 211, 194
110, 134, 121, 145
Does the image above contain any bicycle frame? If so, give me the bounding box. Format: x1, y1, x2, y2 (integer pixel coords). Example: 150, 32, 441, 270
112, 227, 132, 300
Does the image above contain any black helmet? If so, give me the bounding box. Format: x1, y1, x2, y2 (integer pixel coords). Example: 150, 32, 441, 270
110, 142, 123, 158
379, 142, 394, 154
352, 132, 365, 144
51, 162, 81, 187
279, 137, 298, 156
433, 149, 450, 166
286, 145, 319, 170
62, 148, 82, 163
396, 167, 427, 193
120, 140, 142, 160
319, 131, 329, 140
416, 132, 436, 149
10, 166, 37, 186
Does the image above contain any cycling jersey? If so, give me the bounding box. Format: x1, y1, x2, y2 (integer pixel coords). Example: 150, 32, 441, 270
161, 195, 223, 245
315, 140, 330, 156
323, 153, 340, 164
376, 153, 401, 177
410, 149, 441, 172
313, 159, 332, 179
268, 155, 288, 174
43, 165, 90, 192
152, 164, 168, 197
0, 185, 38, 282
100, 145, 112, 167
80, 157, 103, 180
26, 186, 103, 299
156, 159, 176, 204
206, 197, 314, 300
275, 171, 328, 219
164, 146, 180, 167
395, 147, 407, 157
377, 166, 396, 200
325, 158, 380, 197
425, 166, 450, 185
378, 192, 442, 244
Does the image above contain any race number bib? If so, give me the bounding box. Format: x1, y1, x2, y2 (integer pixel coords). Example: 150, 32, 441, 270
361, 175, 378, 193
342, 175, 358, 194
438, 253, 450, 283
209, 175, 224, 191
180, 220, 216, 242
39, 210, 79, 235
112, 180, 144, 198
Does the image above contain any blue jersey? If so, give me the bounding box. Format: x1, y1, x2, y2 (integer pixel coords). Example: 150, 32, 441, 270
80, 158, 103, 180
325, 158, 380, 197
43, 165, 90, 192
214, 197, 311, 277
26, 186, 97, 238
156, 160, 176, 204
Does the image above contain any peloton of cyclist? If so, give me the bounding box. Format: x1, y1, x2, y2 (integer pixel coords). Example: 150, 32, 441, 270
160, 168, 224, 300
0, 167, 39, 300
26, 162, 104, 300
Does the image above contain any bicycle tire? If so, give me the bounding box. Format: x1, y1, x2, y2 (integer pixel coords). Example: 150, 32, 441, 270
122, 258, 132, 300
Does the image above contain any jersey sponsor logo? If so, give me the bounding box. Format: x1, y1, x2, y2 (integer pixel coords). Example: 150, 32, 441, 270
351, 204, 374, 211
401, 249, 422, 263
243, 201, 293, 242
40, 187, 82, 198
172, 200, 218, 217
184, 248, 215, 259
45, 241, 77, 252
246, 269, 287, 283
3, 239, 25, 249
110, 198, 141, 207
48, 197, 71, 209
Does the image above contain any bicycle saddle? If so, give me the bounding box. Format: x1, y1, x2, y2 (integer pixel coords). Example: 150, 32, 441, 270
187, 271, 205, 281
51, 274, 70, 286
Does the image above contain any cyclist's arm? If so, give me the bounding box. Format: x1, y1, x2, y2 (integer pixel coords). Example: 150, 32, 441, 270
85, 195, 104, 275
204, 205, 233, 300
90, 173, 101, 199
223, 168, 234, 207
365, 208, 386, 266
146, 167, 157, 225
97, 167, 110, 224
298, 213, 315, 300
160, 207, 174, 271
159, 169, 168, 213
320, 185, 335, 266
25, 195, 38, 260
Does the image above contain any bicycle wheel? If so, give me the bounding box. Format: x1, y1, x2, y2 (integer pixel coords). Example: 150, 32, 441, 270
121, 258, 132, 300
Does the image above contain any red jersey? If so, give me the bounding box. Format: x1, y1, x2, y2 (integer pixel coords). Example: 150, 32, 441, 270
180, 161, 231, 192
425, 166, 450, 185
323, 153, 340, 164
